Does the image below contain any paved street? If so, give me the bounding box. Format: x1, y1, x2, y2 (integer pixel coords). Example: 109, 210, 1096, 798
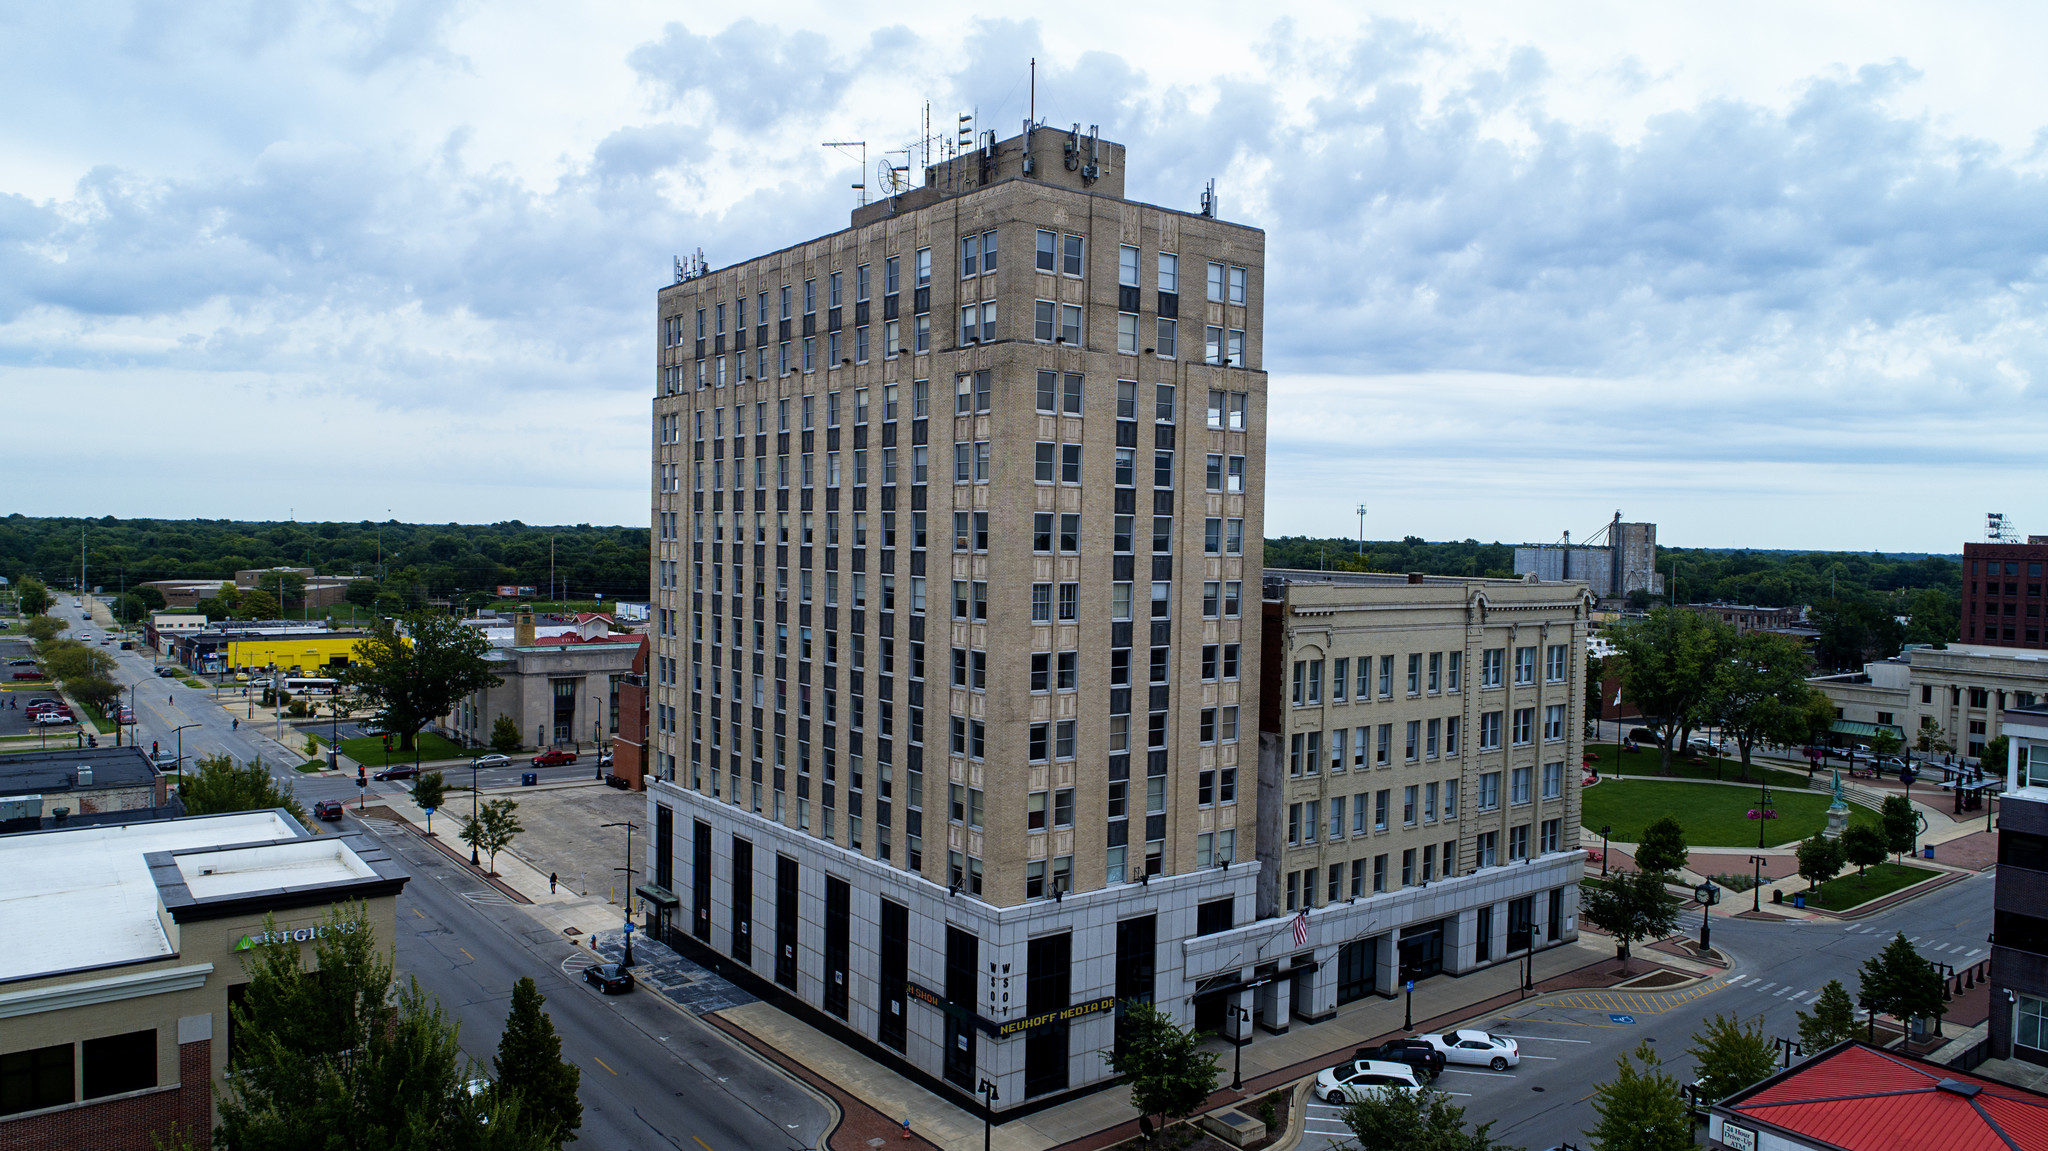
1297, 870, 1996, 1151
49, 597, 833, 1150
346, 809, 834, 1151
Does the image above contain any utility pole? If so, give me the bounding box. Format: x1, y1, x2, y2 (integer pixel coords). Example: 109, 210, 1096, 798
1357, 503, 1367, 558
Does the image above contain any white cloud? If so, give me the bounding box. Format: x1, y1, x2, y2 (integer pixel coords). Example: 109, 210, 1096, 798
1, 2, 2044, 547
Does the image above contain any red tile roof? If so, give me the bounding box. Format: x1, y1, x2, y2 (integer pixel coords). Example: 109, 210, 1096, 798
1725, 1043, 2048, 1151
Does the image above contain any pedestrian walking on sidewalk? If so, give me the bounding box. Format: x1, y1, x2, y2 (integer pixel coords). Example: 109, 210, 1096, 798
550, 872, 558, 894
232, 718, 238, 731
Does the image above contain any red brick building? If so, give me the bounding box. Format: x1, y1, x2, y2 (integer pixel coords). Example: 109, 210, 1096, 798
1964, 539, 2048, 649
611, 634, 650, 790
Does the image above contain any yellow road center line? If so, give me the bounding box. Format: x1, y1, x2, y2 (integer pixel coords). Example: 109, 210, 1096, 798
413, 908, 425, 918
597, 1057, 620, 1077
691, 1137, 713, 1151
459, 947, 474, 961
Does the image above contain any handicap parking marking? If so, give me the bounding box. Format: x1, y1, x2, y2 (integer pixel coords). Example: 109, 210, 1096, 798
1610, 1014, 1637, 1024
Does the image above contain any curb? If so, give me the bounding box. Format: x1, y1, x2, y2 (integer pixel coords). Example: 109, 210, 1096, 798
356, 804, 534, 904
1798, 867, 1971, 920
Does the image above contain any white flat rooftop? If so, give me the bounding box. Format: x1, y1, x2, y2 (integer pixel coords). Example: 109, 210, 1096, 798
176, 838, 378, 899
0, 811, 299, 984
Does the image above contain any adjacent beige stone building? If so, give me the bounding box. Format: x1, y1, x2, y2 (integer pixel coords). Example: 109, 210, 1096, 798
644, 127, 1265, 1108
1253, 571, 1593, 1021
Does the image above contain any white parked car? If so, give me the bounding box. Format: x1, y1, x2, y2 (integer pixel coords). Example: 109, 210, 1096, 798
1314, 1059, 1423, 1104
472, 753, 512, 769
1419, 1029, 1520, 1070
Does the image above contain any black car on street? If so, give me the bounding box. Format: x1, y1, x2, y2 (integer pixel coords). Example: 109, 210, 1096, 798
583, 963, 634, 995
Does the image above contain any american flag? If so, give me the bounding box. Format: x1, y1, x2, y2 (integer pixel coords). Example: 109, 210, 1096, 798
1291, 910, 1309, 947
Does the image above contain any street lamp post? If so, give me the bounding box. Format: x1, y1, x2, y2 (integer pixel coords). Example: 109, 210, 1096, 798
1599, 825, 1612, 877
1231, 1003, 1251, 1090
1758, 777, 1774, 850
171, 723, 200, 773
1749, 855, 1767, 912
977, 1078, 999, 1151
603, 819, 641, 967
469, 756, 482, 865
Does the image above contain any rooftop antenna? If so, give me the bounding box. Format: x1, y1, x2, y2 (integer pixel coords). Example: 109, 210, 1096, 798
1357, 503, 1367, 557
822, 140, 868, 206
1200, 178, 1217, 217
1988, 512, 2018, 542
1030, 58, 1036, 124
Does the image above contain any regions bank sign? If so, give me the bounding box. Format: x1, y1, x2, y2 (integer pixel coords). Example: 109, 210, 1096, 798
235, 921, 359, 950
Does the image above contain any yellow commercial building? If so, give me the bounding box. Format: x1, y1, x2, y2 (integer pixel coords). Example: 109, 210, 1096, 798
219, 633, 369, 674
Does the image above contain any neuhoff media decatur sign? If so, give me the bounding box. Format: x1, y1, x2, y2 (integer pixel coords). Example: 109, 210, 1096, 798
905, 981, 1117, 1038
234, 921, 359, 950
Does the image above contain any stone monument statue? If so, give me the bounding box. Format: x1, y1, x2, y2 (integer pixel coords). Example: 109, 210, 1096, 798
1824, 769, 1849, 840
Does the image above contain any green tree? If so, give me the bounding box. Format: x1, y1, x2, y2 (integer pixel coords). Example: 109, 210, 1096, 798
493, 977, 583, 1147
180, 754, 307, 824
21, 613, 65, 643
1981, 734, 2010, 772
1799, 689, 1839, 760
194, 582, 241, 619
1707, 632, 1816, 780
491, 714, 524, 754
1841, 824, 1887, 875
1685, 1013, 1778, 1109
1797, 979, 1859, 1052
1796, 833, 1844, 889
1634, 816, 1689, 878
40, 638, 114, 684
1585, 1042, 1693, 1151
238, 587, 283, 620
1859, 932, 1948, 1036
462, 798, 524, 875
1880, 795, 1918, 859
1098, 999, 1222, 1136
1915, 718, 1951, 758
1343, 1084, 1514, 1151
69, 675, 121, 716
133, 584, 166, 613
218, 902, 543, 1151
341, 612, 502, 751
1581, 869, 1681, 972
16, 577, 52, 616
415, 772, 449, 836
112, 592, 148, 624
1870, 728, 1904, 763
346, 578, 382, 610
1611, 608, 1733, 775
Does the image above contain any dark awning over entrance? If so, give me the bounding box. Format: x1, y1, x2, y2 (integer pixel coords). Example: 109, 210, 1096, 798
634, 883, 681, 909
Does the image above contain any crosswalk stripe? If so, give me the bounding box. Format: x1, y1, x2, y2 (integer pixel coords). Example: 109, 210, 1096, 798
1774, 987, 1791, 996
1967, 948, 1984, 957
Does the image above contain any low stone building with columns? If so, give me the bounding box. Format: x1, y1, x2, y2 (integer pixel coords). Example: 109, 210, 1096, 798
1224, 571, 1593, 1035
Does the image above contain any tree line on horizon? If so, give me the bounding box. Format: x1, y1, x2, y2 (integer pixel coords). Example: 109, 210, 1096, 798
0, 515, 651, 610
0, 518, 1958, 662
1266, 535, 1960, 669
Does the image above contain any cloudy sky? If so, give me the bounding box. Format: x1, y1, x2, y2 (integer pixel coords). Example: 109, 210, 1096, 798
4, 1, 2044, 552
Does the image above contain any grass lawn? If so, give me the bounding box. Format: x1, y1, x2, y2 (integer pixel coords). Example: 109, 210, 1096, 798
73, 697, 112, 735
179, 677, 207, 689
338, 732, 469, 766
1587, 744, 1811, 790
1582, 778, 1882, 848
1805, 862, 1940, 910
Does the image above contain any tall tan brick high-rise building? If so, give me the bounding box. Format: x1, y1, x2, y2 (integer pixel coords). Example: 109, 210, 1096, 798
644, 127, 1266, 1108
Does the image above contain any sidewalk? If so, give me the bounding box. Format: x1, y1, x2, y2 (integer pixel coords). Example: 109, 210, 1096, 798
597, 933, 1692, 1151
